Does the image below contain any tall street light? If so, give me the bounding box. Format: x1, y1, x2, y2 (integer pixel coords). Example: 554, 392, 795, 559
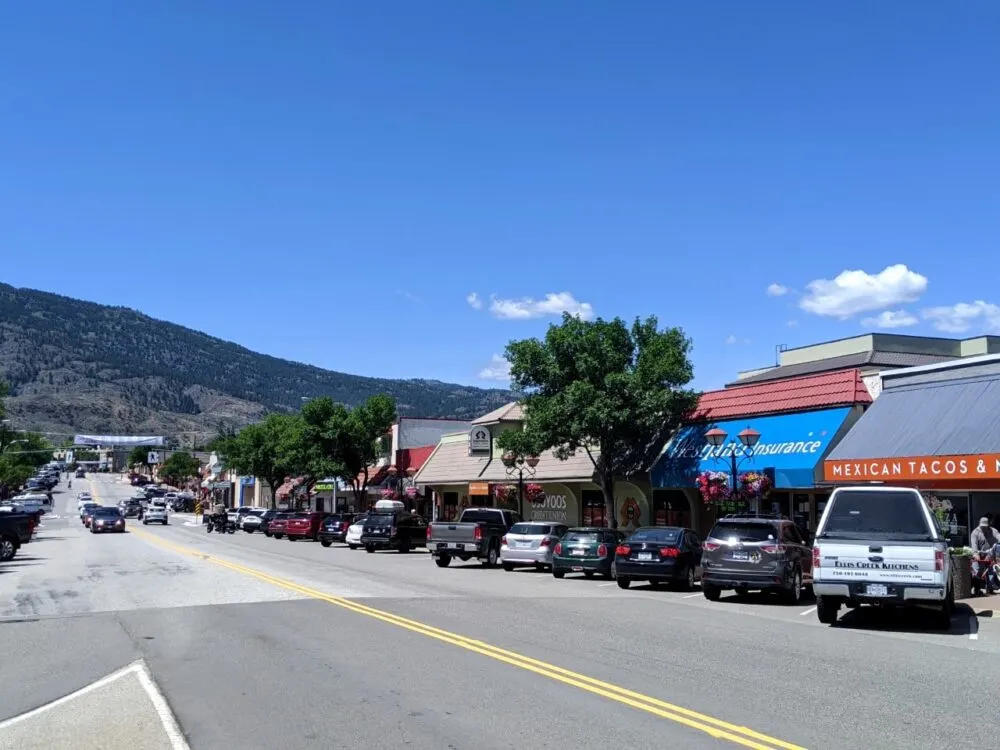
704, 426, 761, 512
501, 451, 540, 518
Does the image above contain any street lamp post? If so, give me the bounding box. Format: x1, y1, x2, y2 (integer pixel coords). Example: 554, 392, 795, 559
704, 426, 762, 513
385, 465, 417, 506
501, 452, 540, 518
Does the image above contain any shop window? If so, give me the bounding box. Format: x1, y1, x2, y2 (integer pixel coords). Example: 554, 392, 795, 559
768, 492, 790, 518
443, 492, 459, 522
582, 490, 607, 527
652, 489, 691, 528
469, 494, 490, 508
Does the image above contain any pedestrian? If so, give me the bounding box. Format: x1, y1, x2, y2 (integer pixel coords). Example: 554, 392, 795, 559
971, 517, 1000, 592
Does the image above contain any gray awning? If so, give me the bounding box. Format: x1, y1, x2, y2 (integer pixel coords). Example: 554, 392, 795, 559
827, 373, 1000, 461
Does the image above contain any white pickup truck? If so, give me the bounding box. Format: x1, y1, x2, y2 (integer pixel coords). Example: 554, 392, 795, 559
812, 485, 953, 629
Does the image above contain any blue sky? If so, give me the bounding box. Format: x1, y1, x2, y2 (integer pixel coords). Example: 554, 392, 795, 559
2, 2, 999, 391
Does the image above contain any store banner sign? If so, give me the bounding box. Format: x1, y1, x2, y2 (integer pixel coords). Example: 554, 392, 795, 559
825, 453, 1000, 482
313, 483, 335, 491
468, 427, 491, 454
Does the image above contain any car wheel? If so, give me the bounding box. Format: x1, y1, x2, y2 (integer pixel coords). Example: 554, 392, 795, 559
502, 562, 514, 572
584, 571, 595, 579
684, 566, 696, 591
816, 596, 839, 625
435, 554, 451, 567
933, 586, 954, 630
399, 542, 410, 554
483, 543, 499, 568
321, 540, 332, 548
142, 520, 148, 525
288, 536, 296, 541
734, 586, 749, 599
1, 537, 17, 561
552, 569, 565, 579
366, 545, 375, 553
702, 584, 721, 601
616, 576, 631, 589
264, 532, 272, 537
784, 568, 803, 604
348, 544, 358, 550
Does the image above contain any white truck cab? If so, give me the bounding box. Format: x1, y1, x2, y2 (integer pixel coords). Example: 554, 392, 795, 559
812, 485, 952, 629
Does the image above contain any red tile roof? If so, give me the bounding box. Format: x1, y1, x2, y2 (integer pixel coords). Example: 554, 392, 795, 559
690, 368, 871, 422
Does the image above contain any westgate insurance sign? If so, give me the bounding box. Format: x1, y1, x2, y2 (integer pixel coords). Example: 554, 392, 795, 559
824, 454, 1000, 482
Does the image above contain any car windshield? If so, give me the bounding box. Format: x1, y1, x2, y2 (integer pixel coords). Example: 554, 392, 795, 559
460, 509, 503, 524
628, 528, 681, 544
563, 532, 600, 544
819, 490, 934, 540
709, 523, 776, 543
366, 514, 394, 526
509, 523, 552, 535
93, 508, 120, 517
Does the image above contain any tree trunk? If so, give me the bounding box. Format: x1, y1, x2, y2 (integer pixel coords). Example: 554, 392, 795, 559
267, 479, 280, 509
600, 471, 617, 529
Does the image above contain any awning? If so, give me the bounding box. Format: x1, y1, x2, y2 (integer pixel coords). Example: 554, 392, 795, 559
824, 371, 1000, 483
357, 465, 389, 487
652, 407, 854, 489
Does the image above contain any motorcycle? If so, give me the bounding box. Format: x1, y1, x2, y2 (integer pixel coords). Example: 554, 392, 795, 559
206, 515, 236, 534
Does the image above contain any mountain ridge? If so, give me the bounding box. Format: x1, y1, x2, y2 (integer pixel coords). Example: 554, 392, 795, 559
0, 282, 511, 440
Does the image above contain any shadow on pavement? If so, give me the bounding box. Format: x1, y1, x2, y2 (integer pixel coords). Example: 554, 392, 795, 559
712, 588, 818, 606
834, 602, 982, 636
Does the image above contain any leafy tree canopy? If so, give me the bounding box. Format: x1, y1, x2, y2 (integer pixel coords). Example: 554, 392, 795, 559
217, 414, 310, 505
497, 313, 699, 527
158, 451, 202, 486
128, 445, 152, 472
302, 394, 396, 503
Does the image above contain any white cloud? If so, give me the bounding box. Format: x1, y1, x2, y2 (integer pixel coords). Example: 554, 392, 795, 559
766, 283, 788, 297
489, 292, 595, 321
466, 292, 483, 310
860, 309, 919, 329
799, 264, 928, 319
478, 354, 511, 381
787, 319, 798, 327
922, 300, 1000, 334
725, 334, 737, 345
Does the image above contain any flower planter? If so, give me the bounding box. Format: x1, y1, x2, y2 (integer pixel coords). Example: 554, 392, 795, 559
950, 553, 972, 600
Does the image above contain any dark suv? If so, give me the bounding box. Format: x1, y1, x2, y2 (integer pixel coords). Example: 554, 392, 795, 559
700, 515, 812, 604
361, 511, 427, 553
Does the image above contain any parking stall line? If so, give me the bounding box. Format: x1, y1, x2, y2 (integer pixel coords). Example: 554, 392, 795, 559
130, 528, 807, 750
798, 606, 817, 617
683, 593, 702, 599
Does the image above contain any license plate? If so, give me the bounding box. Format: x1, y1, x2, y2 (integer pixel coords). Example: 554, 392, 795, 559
732, 551, 749, 561
516, 542, 532, 548
866, 584, 889, 597
571, 566, 583, 571
638, 552, 652, 561
571, 549, 586, 556
437, 543, 447, 550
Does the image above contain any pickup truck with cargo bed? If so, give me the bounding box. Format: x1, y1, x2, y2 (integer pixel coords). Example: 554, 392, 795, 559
426, 508, 521, 568
812, 485, 953, 629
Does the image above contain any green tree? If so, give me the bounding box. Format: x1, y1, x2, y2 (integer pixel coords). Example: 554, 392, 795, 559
301, 394, 396, 508
127, 445, 153, 474
217, 414, 309, 508
0, 431, 54, 498
497, 313, 699, 528
158, 451, 202, 487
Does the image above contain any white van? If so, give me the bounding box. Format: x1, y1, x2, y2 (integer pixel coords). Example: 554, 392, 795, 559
143, 500, 168, 526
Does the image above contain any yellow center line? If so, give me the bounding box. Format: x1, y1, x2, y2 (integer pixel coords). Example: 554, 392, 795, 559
129, 527, 806, 750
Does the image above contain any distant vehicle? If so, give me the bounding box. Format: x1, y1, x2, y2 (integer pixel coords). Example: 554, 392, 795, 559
240, 509, 269, 533
287, 512, 331, 542
500, 522, 568, 572
90, 506, 125, 534
344, 515, 369, 550
615, 526, 703, 591
142, 501, 168, 526
361, 510, 427, 553
551, 527, 625, 580
318, 513, 357, 547
427, 508, 521, 568
265, 513, 292, 539
81, 505, 99, 528
75, 468, 86, 478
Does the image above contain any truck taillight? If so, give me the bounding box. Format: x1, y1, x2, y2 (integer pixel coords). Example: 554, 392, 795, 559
501, 535, 507, 546
539, 537, 551, 547
935, 549, 944, 571
426, 525, 432, 540
474, 526, 482, 541
702, 541, 720, 551
812, 546, 820, 569
554, 542, 563, 555
659, 547, 679, 558
615, 545, 630, 556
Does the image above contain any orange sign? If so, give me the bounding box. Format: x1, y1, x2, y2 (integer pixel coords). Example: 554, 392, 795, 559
468, 482, 490, 496
824, 454, 1000, 483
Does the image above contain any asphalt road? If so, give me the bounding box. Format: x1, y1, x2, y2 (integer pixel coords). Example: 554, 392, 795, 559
3, 474, 1000, 749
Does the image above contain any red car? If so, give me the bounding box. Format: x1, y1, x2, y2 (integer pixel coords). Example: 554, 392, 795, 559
266, 513, 291, 539
285, 512, 329, 542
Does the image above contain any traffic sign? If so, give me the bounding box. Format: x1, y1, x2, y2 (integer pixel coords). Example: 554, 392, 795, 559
147, 451, 161, 465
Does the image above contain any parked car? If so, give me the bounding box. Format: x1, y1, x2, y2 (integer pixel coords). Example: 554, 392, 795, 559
551, 527, 625, 579
615, 526, 702, 590
427, 507, 521, 568
344, 514, 368, 549
812, 485, 952, 628
700, 515, 812, 604
361, 511, 427, 553
500, 522, 568, 571
286, 512, 329, 541
75, 468, 86, 478
0, 512, 36, 561
240, 509, 267, 533
318, 513, 356, 547
142, 500, 169, 526
266, 513, 292, 539
90, 506, 126, 534
253, 509, 279, 534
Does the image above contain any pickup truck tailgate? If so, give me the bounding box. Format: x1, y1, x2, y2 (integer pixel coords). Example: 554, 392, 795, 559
816, 542, 943, 585
429, 523, 478, 543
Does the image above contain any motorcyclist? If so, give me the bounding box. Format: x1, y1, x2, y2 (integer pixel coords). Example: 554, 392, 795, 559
971, 517, 1000, 593
212, 502, 228, 531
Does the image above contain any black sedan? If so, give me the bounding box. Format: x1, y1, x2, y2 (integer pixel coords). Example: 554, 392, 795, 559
90, 506, 126, 534
318, 513, 356, 547
615, 526, 702, 590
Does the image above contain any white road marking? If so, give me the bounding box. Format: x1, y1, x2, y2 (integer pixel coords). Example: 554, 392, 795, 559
969, 616, 980, 640
598, 582, 616, 587
799, 606, 818, 616
0, 660, 190, 748
682, 593, 702, 599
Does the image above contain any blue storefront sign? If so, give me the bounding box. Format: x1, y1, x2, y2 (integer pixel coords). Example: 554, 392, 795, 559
651, 407, 852, 489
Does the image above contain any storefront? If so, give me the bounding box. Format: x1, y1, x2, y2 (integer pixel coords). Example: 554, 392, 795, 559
651, 370, 870, 533
823, 356, 1000, 545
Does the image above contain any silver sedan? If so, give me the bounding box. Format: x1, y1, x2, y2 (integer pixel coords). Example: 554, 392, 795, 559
500, 522, 569, 571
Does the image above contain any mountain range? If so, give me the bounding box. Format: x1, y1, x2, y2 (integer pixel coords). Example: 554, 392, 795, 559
0, 283, 511, 442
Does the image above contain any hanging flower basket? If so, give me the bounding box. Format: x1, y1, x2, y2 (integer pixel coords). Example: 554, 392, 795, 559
380, 487, 399, 500
405, 485, 419, 499
696, 471, 732, 506
525, 483, 545, 504
738, 471, 772, 500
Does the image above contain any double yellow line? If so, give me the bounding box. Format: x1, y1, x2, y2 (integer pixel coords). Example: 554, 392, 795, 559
131, 528, 806, 750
